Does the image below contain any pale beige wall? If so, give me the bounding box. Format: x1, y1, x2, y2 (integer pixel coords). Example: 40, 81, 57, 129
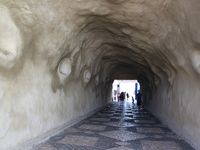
0, 0, 200, 149
147, 72, 200, 149
0, 1, 110, 149
0, 59, 109, 149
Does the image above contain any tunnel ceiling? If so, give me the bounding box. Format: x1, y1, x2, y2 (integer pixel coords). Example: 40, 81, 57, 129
0, 0, 199, 88
67, 3, 179, 87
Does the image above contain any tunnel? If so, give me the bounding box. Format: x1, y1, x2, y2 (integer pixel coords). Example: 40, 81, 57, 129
0, 0, 200, 149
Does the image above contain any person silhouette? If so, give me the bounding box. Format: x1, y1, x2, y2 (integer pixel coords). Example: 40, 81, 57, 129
136, 90, 142, 109
126, 93, 129, 100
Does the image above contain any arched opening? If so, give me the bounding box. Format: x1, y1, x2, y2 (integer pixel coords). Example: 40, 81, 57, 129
112, 80, 140, 103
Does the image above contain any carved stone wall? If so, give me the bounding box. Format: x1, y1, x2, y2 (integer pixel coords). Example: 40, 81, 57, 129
0, 0, 200, 149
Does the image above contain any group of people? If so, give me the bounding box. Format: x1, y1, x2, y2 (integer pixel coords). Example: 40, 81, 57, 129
118, 92, 129, 101
118, 90, 142, 109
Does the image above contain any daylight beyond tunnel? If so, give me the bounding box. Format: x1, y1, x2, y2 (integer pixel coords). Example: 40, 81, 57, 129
0, 0, 200, 149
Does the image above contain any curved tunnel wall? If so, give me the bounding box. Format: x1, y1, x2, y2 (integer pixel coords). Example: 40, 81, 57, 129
0, 0, 200, 149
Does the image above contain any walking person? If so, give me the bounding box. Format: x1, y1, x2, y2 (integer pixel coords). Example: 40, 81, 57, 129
136, 90, 142, 110
126, 93, 129, 100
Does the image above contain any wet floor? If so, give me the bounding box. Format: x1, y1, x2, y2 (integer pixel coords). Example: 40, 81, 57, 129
32, 102, 195, 150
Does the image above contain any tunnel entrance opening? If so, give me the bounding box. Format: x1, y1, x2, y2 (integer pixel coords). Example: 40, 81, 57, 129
112, 80, 140, 103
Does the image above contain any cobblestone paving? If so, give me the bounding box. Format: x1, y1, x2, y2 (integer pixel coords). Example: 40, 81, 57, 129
32, 102, 195, 150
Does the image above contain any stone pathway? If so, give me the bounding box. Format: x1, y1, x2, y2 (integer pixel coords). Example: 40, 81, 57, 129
32, 102, 194, 150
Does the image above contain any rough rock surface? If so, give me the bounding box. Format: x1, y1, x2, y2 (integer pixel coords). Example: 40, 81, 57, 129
0, 0, 200, 149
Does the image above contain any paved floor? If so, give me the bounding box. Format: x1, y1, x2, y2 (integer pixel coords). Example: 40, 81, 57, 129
32, 102, 194, 150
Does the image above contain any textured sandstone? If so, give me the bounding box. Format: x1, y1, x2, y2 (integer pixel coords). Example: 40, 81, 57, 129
0, 0, 199, 149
